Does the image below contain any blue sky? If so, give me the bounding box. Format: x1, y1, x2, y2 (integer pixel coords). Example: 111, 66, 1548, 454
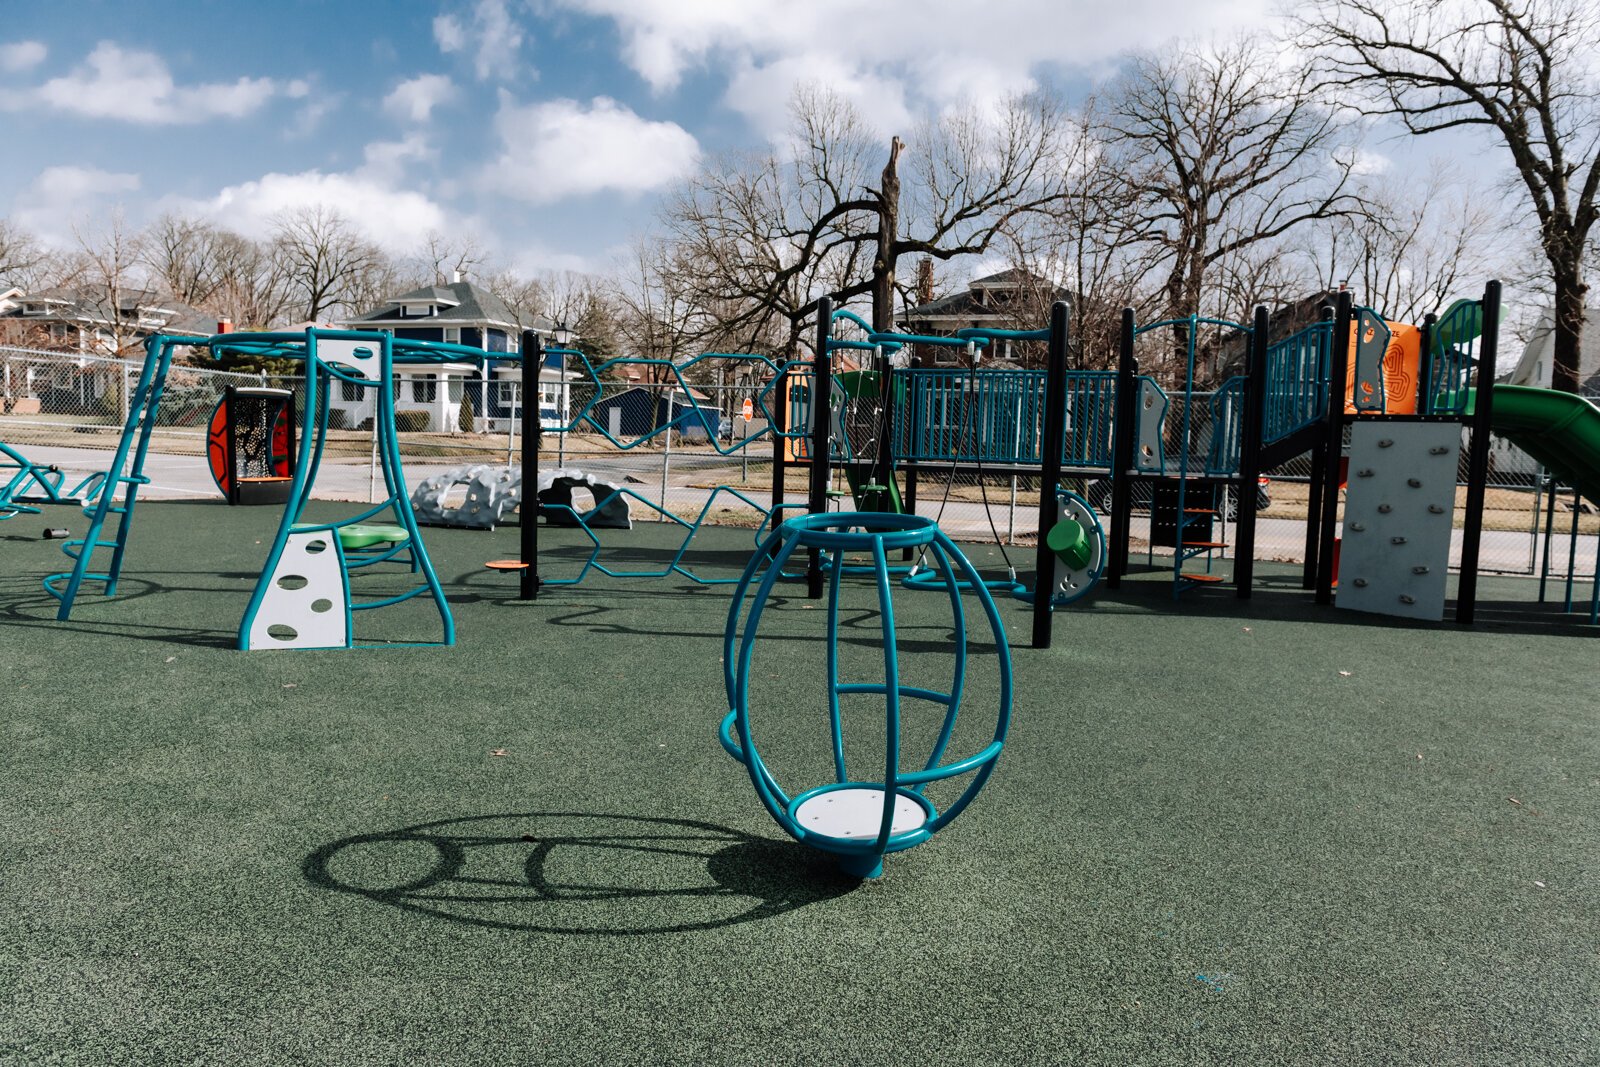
2, 0, 1498, 283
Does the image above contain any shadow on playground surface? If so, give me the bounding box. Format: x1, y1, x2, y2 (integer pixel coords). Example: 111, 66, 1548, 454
302, 812, 859, 936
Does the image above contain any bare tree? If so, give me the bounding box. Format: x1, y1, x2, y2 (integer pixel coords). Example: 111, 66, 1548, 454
536, 270, 598, 332
73, 210, 146, 356
482, 268, 546, 330
1304, 163, 1507, 323
609, 237, 701, 378
1302, 0, 1600, 393
416, 230, 486, 284
139, 214, 307, 329
998, 98, 1168, 368
1105, 37, 1366, 379
212, 232, 293, 328
0, 219, 47, 290
142, 214, 229, 309
661, 85, 1076, 355
270, 206, 388, 323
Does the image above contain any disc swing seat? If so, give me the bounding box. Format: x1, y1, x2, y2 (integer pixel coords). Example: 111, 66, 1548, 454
719, 512, 1013, 879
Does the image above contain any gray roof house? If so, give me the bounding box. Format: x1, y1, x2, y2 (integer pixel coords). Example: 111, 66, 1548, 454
899, 269, 1070, 366
0, 285, 213, 356
339, 277, 559, 433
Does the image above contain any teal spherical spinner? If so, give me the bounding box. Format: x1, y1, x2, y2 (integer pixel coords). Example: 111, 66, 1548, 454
719, 512, 1014, 879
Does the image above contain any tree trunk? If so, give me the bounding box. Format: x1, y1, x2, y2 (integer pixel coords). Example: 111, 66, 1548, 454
1550, 267, 1587, 395
871, 137, 904, 334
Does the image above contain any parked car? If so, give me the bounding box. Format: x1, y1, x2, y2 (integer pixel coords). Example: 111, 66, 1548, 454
1084, 476, 1271, 522
719, 415, 734, 441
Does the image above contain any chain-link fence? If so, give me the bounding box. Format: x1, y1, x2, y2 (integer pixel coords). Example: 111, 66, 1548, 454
5, 344, 1588, 584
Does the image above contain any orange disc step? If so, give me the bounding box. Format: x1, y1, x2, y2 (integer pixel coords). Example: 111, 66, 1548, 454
1179, 572, 1227, 583
1182, 541, 1229, 549
484, 559, 529, 571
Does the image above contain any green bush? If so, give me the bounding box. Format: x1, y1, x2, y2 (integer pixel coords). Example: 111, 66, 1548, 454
457, 390, 475, 433
395, 411, 431, 433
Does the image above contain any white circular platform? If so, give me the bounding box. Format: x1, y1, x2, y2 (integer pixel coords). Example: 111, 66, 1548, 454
792, 788, 928, 841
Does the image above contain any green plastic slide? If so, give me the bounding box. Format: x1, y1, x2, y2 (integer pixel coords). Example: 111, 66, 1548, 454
1473, 385, 1600, 508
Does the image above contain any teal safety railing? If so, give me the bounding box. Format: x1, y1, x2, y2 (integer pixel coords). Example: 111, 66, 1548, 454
1061, 370, 1118, 469
1262, 320, 1331, 444
1205, 376, 1245, 476
893, 368, 1045, 464
888, 367, 1117, 469
1421, 298, 1482, 416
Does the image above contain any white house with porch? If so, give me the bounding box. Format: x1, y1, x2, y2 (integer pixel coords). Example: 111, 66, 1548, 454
339, 276, 557, 432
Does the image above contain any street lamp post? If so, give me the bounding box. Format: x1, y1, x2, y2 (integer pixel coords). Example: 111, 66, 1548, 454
551, 321, 571, 468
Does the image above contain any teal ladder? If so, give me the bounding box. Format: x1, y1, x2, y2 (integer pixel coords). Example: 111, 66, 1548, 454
45, 336, 177, 620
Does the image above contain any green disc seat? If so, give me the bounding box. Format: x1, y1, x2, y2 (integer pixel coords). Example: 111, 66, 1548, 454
292, 522, 411, 550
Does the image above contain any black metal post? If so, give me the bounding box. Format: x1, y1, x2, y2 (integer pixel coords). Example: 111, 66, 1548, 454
1455, 279, 1501, 624
902, 345, 921, 559
1315, 291, 1354, 604
873, 342, 896, 513
1301, 304, 1334, 588
1233, 304, 1269, 598
1106, 308, 1138, 588
1031, 300, 1071, 649
773, 347, 789, 537
519, 330, 541, 600
1539, 474, 1556, 602
807, 298, 834, 599
1419, 312, 1437, 413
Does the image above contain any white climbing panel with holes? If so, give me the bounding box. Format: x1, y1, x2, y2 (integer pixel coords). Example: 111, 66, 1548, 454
315, 338, 380, 377
1337, 421, 1459, 622
246, 530, 350, 650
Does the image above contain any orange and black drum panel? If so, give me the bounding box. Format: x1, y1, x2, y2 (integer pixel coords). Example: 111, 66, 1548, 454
206, 397, 231, 495
270, 406, 293, 477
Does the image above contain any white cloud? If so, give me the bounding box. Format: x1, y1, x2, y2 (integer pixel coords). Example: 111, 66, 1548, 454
433, 14, 467, 53
14, 166, 141, 245
558, 0, 1278, 134
171, 158, 448, 255
22, 42, 286, 124
383, 74, 459, 123
434, 0, 526, 81
1347, 148, 1393, 176
361, 134, 436, 182
724, 54, 912, 141
0, 40, 46, 72
483, 96, 700, 203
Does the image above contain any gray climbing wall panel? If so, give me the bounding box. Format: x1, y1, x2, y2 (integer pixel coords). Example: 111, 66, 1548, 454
1337, 421, 1459, 622
1135, 379, 1167, 473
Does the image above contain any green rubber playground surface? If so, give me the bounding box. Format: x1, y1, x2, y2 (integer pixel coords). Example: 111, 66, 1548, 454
1, 501, 1596, 1065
